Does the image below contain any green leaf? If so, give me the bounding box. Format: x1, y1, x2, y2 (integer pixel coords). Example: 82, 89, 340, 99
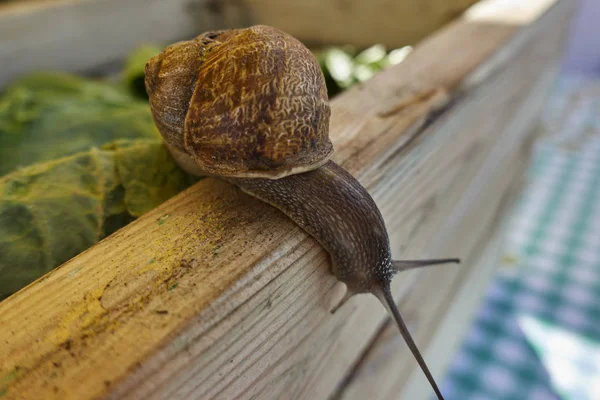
0, 149, 122, 298
0, 71, 202, 299
354, 44, 387, 66
313, 44, 413, 97
0, 140, 197, 299
103, 140, 200, 217
0, 72, 159, 176
322, 48, 355, 89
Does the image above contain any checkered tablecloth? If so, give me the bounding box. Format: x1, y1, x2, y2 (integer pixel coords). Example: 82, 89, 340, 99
440, 75, 600, 400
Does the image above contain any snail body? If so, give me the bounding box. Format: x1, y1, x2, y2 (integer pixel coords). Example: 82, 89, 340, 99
145, 25, 458, 400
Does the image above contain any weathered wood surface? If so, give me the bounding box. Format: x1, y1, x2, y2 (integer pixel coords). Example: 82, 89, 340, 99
0, 0, 481, 89
333, 1, 574, 397
338, 166, 527, 400
335, 57, 557, 400
0, 0, 573, 399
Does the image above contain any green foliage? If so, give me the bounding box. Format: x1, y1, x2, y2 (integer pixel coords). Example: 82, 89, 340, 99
0, 149, 123, 297
105, 139, 199, 217
0, 70, 197, 299
0, 140, 198, 299
315, 44, 413, 97
0, 72, 161, 176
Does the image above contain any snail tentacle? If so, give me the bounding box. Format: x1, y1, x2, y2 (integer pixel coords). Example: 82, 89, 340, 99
392, 258, 460, 273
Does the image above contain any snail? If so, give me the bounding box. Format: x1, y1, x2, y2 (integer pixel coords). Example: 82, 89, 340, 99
144, 25, 459, 400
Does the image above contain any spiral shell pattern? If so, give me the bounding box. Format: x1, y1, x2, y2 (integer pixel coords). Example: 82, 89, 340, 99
145, 25, 333, 178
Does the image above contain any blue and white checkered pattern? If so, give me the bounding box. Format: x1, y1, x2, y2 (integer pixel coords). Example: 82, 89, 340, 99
440, 75, 600, 400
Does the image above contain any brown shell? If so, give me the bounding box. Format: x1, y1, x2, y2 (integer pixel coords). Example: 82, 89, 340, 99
145, 25, 333, 179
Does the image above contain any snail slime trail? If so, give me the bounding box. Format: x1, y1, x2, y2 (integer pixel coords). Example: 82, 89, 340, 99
145, 25, 459, 400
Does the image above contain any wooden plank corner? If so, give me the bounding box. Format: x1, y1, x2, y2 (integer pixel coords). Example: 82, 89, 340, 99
0, 0, 575, 399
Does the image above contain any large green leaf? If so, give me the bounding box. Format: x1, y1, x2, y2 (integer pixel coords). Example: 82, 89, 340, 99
0, 71, 200, 299
0, 72, 160, 176
0, 149, 123, 298
0, 140, 198, 299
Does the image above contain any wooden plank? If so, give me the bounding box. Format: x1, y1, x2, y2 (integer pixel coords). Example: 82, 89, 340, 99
338, 171, 525, 400
0, 0, 480, 90
335, 60, 554, 400
0, 0, 573, 399
400, 174, 525, 400
240, 0, 479, 48
335, 2, 572, 397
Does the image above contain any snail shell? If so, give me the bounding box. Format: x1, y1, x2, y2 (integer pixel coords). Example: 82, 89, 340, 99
145, 25, 333, 179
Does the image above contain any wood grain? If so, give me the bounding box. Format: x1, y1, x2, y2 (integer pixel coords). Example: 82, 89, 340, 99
336, 51, 558, 400
0, 0, 573, 399
336, 2, 573, 397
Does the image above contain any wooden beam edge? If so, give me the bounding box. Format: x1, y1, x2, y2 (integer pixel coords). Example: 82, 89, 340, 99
336, 1, 574, 397
338, 59, 559, 400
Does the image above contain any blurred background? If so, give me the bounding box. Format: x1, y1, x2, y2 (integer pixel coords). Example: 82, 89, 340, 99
0, 0, 599, 399
562, 0, 600, 77
443, 1, 600, 399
